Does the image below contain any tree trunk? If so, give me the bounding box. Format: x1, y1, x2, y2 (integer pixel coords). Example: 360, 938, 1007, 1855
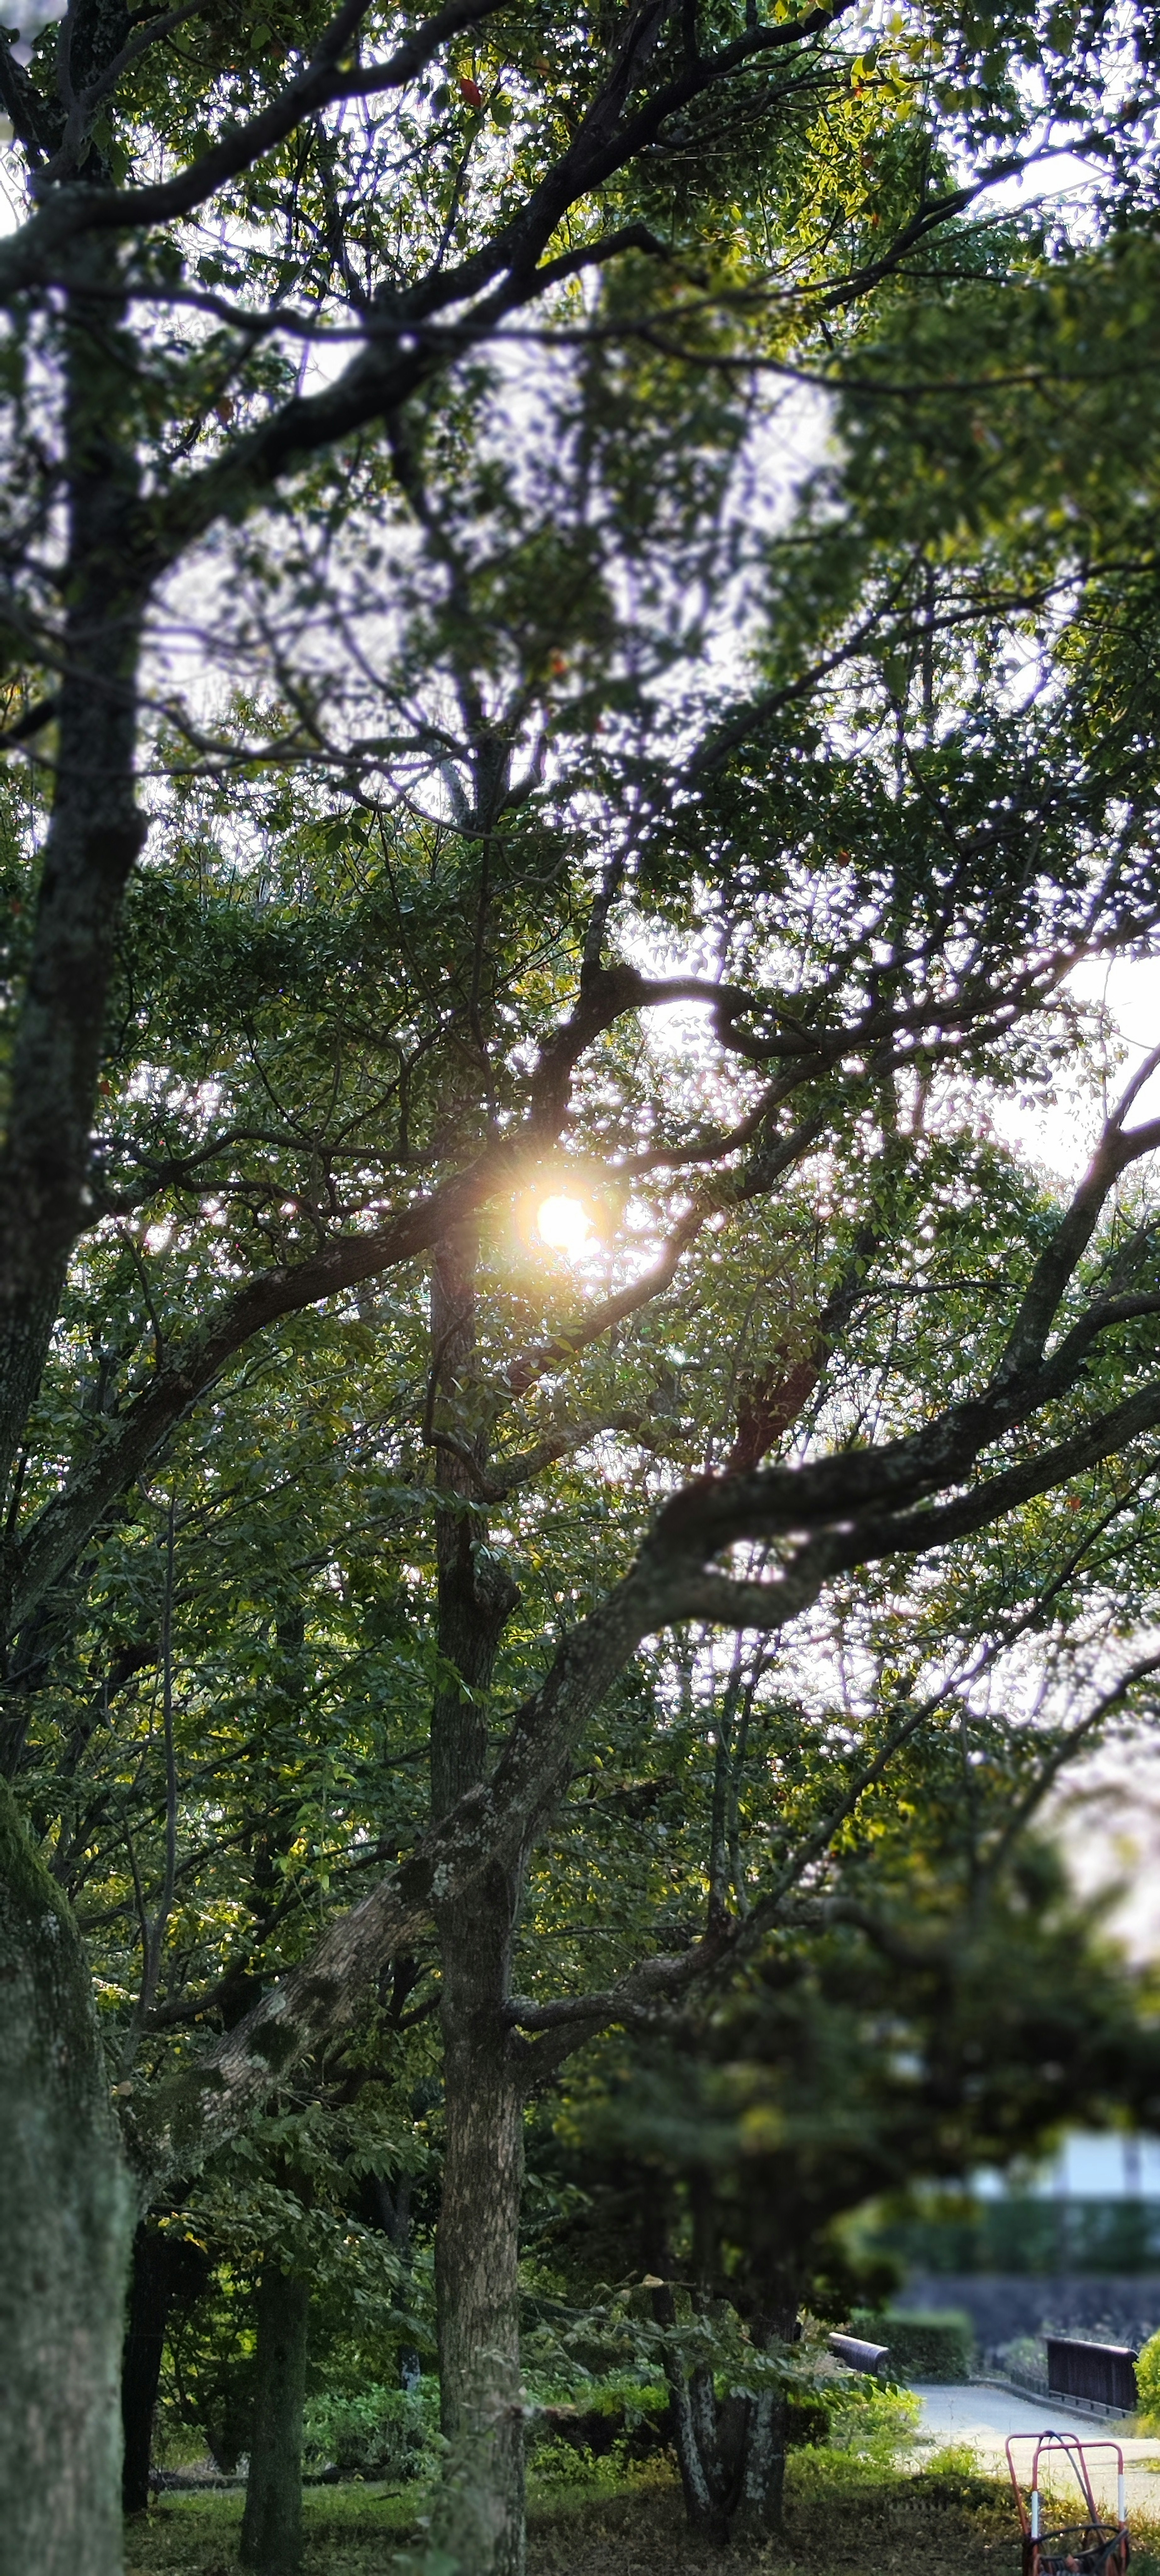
239, 2266, 310, 2576
731, 2297, 800, 2542
121, 2221, 207, 2515
431, 1875, 527, 2576
0, 1779, 135, 2576
372, 2166, 421, 2389
650, 2208, 796, 2546
663, 2359, 732, 2540
121, 2223, 172, 2516
731, 2387, 789, 2540
427, 1235, 527, 2576
652, 2280, 732, 2542
0, 239, 146, 1498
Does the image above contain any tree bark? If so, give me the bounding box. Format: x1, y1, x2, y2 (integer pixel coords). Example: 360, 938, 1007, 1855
426, 1234, 527, 2576
0, 238, 146, 1502
651, 2278, 732, 2543
0, 1778, 135, 2576
731, 2294, 800, 2542
121, 2223, 171, 2517
431, 1872, 527, 2576
731, 2386, 789, 2540
121, 2221, 207, 2515
662, 2355, 732, 2541
650, 2202, 797, 2547
239, 2265, 310, 2576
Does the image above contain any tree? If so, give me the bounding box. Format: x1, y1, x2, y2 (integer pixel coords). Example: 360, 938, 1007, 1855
5, 4, 1160, 2573
538, 1814, 1160, 2537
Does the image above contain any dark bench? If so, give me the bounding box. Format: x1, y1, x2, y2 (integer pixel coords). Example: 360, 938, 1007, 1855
828, 2333, 891, 2377
1046, 2337, 1138, 2414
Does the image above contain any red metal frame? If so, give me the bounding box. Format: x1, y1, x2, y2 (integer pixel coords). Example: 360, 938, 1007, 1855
1005, 2432, 1129, 2576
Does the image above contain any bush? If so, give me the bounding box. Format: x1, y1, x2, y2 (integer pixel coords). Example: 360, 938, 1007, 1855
1136, 2331, 1160, 2429
787, 2396, 831, 2447
302, 2376, 441, 2482
528, 2435, 633, 2493
530, 2372, 671, 2465
824, 2376, 922, 2456
853, 2310, 974, 2382
527, 2364, 838, 2473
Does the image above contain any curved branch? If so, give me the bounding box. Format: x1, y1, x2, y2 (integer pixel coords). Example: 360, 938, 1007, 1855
995, 1091, 1160, 1385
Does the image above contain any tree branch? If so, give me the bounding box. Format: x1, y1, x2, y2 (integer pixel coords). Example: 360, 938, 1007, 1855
994, 1071, 1160, 1384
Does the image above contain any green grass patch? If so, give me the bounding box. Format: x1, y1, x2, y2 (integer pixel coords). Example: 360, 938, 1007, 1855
124, 2449, 1160, 2576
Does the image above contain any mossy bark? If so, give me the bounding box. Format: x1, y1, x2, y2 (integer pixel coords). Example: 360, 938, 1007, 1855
239, 2265, 309, 2576
0, 1779, 135, 2576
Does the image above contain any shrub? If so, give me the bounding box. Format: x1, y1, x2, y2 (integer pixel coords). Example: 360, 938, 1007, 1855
530, 2373, 671, 2466
824, 2376, 922, 2456
302, 2375, 441, 2482
853, 2309, 974, 2382
1136, 2331, 1160, 2429
527, 2435, 631, 2492
787, 2396, 831, 2447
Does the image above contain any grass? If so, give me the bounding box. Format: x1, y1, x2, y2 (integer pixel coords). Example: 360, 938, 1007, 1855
124, 2432, 1160, 2576
123, 2444, 1160, 2575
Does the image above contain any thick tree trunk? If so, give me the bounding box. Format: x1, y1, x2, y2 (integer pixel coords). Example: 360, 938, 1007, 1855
239, 2266, 310, 2576
731, 2296, 799, 2541
662, 2354, 732, 2541
0, 240, 146, 1499
431, 1878, 527, 2576
731, 2387, 789, 2539
427, 1234, 527, 2576
0, 1779, 135, 2576
652, 2277, 732, 2543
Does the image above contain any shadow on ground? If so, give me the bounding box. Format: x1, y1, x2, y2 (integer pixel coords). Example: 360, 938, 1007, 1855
128, 2449, 1159, 2576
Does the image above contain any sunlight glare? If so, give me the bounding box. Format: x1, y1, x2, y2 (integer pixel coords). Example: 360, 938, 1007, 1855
537, 1194, 591, 1256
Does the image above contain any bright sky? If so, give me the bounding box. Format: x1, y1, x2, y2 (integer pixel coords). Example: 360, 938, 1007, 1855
995, 955, 1160, 1188
994, 956, 1160, 1962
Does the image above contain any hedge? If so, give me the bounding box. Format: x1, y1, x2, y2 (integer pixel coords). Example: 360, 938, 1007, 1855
852, 2309, 974, 2382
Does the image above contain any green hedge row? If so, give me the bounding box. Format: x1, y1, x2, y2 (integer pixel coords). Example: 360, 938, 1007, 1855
852, 2309, 975, 2382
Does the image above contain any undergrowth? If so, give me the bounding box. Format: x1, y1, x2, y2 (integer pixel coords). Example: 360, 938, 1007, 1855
124, 2439, 1160, 2576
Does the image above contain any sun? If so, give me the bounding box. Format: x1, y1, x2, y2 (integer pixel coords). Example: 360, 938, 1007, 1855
537, 1194, 592, 1256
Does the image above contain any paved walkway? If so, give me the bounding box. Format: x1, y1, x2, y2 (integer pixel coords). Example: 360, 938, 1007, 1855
911, 2384, 1160, 2517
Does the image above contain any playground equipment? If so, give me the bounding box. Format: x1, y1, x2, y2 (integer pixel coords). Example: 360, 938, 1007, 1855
1006, 2433, 1130, 2576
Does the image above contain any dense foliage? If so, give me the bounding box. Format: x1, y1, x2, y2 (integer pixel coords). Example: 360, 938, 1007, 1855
4, 3, 1160, 2573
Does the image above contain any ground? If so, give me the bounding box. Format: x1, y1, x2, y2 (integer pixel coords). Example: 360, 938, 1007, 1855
912, 2382, 1160, 2514
123, 2462, 1014, 2576
124, 2388, 1160, 2575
